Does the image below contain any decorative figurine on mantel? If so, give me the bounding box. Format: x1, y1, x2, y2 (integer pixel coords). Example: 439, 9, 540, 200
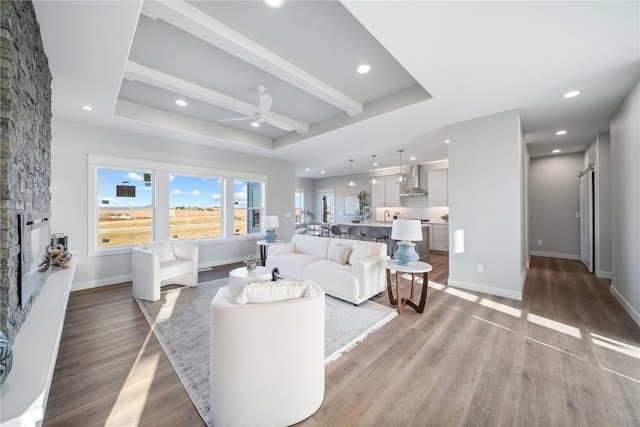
38, 244, 72, 272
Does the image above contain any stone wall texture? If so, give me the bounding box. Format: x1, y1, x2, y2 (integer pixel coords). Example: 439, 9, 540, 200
0, 0, 52, 343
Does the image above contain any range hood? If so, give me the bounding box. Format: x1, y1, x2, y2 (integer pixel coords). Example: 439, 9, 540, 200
400, 164, 428, 197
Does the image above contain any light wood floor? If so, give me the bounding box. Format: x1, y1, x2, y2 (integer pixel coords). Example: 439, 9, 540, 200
44, 255, 640, 426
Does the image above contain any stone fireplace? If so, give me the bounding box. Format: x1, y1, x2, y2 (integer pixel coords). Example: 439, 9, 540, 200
0, 0, 52, 343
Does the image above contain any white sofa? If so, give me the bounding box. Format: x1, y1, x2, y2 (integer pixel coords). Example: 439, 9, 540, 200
132, 241, 198, 302
266, 234, 390, 305
210, 283, 325, 427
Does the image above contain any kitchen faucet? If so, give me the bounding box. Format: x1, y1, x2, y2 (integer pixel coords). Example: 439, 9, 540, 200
384, 210, 390, 225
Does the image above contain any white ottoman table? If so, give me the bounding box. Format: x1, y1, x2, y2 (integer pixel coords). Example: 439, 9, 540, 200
228, 266, 271, 299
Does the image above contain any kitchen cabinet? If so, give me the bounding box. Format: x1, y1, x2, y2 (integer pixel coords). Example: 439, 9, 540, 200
371, 175, 404, 207
428, 169, 448, 207
430, 224, 449, 253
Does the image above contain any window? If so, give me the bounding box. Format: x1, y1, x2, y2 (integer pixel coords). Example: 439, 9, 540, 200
169, 174, 222, 240
295, 189, 304, 224
234, 180, 262, 235
97, 168, 153, 248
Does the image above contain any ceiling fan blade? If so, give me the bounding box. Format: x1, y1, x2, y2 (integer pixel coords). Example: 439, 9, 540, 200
258, 93, 272, 115
219, 116, 252, 122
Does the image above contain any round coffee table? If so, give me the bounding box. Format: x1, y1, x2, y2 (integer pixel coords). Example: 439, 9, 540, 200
228, 266, 272, 299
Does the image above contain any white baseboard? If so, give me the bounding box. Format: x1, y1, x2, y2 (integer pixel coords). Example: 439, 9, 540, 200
448, 279, 522, 301
71, 256, 246, 292
610, 285, 640, 327
72, 274, 132, 291
596, 270, 612, 279
529, 251, 580, 260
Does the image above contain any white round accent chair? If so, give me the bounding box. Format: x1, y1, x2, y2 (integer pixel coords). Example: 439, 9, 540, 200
210, 281, 325, 426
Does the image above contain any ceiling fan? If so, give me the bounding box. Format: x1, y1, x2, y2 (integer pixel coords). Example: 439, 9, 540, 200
219, 85, 284, 129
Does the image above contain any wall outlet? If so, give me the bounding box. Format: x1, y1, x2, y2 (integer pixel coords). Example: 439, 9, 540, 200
477, 264, 484, 273
537, 240, 542, 246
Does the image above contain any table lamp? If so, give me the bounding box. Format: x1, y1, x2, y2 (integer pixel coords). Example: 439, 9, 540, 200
391, 219, 422, 266
262, 215, 279, 243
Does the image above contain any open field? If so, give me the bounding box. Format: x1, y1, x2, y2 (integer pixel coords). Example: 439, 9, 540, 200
98, 208, 250, 247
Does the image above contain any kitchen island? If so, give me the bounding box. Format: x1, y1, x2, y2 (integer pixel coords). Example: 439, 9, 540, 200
336, 222, 430, 260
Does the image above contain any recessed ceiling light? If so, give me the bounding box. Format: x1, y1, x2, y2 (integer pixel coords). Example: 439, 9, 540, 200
82, 105, 92, 111
373, 162, 378, 167
563, 90, 581, 98
320, 171, 325, 174
356, 64, 371, 74
552, 149, 561, 154
409, 156, 416, 161
555, 130, 568, 136
305, 168, 310, 172
263, 0, 285, 8
445, 139, 450, 144
251, 121, 260, 128
175, 99, 187, 107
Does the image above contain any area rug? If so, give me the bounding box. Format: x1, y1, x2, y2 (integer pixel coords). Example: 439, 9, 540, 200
136, 278, 397, 426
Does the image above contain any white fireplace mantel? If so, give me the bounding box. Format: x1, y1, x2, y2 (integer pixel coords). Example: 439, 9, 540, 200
0, 253, 77, 427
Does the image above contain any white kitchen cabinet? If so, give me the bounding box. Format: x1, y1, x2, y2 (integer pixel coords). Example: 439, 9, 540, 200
428, 169, 448, 207
430, 224, 449, 252
371, 175, 403, 207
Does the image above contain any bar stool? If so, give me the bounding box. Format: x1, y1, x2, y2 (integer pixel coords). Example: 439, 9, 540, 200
331, 225, 347, 238
348, 226, 363, 240
369, 227, 388, 244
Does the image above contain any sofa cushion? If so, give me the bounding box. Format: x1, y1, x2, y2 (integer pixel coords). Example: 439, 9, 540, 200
304, 260, 358, 303
328, 245, 351, 265
235, 280, 318, 304
348, 244, 371, 265
266, 253, 323, 281
145, 241, 176, 264
291, 234, 331, 259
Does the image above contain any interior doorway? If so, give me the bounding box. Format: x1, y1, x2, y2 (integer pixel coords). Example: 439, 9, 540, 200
579, 165, 595, 273
317, 189, 334, 225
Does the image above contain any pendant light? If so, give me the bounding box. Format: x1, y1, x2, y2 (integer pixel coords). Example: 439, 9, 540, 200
346, 159, 357, 188
395, 149, 407, 184
369, 155, 380, 185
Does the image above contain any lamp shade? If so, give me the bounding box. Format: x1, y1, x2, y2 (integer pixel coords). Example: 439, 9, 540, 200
263, 215, 279, 229
391, 219, 422, 242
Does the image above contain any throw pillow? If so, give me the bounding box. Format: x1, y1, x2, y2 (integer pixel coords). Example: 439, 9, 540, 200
236, 280, 317, 304
146, 241, 177, 264
348, 244, 370, 265
328, 245, 351, 265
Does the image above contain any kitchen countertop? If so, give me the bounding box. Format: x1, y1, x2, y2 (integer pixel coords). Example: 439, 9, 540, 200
338, 222, 431, 228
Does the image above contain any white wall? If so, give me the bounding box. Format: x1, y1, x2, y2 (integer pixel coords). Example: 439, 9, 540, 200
609, 78, 640, 326
447, 110, 525, 300
528, 152, 584, 259
585, 132, 612, 277
50, 118, 295, 289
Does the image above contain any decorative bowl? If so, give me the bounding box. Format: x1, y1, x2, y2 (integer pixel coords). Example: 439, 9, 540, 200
351, 220, 360, 223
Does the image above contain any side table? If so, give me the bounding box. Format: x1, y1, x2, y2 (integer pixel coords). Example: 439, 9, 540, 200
384, 260, 433, 314
256, 240, 284, 266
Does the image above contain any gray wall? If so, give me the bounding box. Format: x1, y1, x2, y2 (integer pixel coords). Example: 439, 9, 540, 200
51, 118, 295, 289
585, 132, 612, 276
294, 177, 316, 220
528, 152, 584, 258
312, 172, 373, 224
0, 0, 52, 342
447, 110, 525, 300
610, 78, 640, 326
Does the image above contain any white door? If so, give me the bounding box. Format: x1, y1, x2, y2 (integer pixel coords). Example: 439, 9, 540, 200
317, 189, 334, 225
580, 170, 594, 273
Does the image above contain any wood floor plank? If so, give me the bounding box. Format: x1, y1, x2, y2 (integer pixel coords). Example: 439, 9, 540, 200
43, 254, 640, 426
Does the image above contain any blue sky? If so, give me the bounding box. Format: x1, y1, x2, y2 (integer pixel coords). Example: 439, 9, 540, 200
97, 169, 252, 208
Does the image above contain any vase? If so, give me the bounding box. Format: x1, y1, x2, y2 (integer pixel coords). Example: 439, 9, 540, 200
0, 330, 13, 385
247, 263, 257, 272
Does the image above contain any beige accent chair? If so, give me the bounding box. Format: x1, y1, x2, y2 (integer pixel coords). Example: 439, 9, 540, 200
210, 283, 325, 426
132, 241, 198, 302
